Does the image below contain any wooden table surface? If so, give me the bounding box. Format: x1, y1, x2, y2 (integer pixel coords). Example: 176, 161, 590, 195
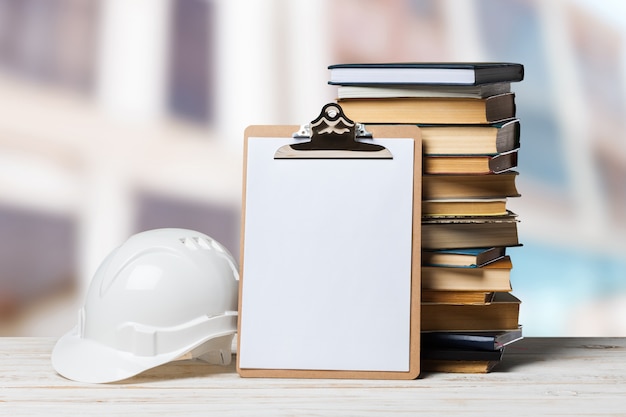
1, 337, 625, 416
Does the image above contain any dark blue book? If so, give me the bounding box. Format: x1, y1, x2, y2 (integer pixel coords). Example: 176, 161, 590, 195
422, 247, 506, 268
422, 327, 523, 351
328, 62, 524, 86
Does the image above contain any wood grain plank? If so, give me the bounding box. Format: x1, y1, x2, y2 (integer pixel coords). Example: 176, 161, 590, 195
1, 338, 625, 416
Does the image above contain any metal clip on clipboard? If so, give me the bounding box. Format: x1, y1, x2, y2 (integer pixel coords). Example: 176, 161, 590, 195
273, 103, 393, 159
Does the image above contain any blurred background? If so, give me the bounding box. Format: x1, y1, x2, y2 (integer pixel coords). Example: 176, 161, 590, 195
0, 0, 625, 337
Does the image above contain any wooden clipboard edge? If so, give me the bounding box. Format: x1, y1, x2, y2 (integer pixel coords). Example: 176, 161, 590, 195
238, 124, 422, 380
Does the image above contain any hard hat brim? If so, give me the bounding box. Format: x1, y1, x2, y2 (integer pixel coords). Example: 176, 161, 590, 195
52, 313, 238, 383
51, 326, 203, 384
51, 326, 183, 383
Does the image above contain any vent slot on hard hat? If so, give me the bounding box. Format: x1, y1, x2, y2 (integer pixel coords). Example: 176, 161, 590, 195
178, 237, 202, 250
180, 235, 228, 254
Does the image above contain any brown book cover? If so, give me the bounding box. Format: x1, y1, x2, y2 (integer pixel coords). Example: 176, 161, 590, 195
421, 347, 504, 373
423, 198, 508, 217
422, 214, 520, 249
421, 359, 502, 373
424, 149, 518, 174
422, 172, 520, 200
420, 120, 520, 155
421, 257, 512, 292
422, 247, 506, 268
421, 292, 521, 331
338, 93, 515, 124
421, 290, 495, 304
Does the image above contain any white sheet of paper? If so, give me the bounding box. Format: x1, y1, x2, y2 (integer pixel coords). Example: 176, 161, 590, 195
239, 137, 414, 372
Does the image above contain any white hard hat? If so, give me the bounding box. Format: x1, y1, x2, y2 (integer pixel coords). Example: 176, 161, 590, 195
52, 228, 239, 383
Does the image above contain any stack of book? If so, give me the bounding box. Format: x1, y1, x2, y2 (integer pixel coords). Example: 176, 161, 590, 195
329, 62, 525, 373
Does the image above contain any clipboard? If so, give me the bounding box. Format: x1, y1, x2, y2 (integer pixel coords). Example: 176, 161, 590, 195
237, 103, 421, 379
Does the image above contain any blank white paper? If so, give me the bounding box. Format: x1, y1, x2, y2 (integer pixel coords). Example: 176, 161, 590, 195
239, 137, 414, 372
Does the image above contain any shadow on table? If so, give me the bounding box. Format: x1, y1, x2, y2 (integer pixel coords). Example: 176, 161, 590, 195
112, 356, 238, 385
493, 337, 582, 372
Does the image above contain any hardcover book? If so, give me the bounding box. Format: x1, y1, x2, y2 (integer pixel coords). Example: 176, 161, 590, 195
422, 328, 523, 351
338, 94, 516, 125
421, 256, 513, 292
424, 149, 518, 174
421, 292, 521, 332
421, 348, 505, 373
422, 247, 507, 268
420, 119, 520, 156
422, 213, 520, 249
328, 62, 524, 86
423, 198, 508, 217
422, 172, 520, 200
336, 82, 511, 99
421, 290, 495, 304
